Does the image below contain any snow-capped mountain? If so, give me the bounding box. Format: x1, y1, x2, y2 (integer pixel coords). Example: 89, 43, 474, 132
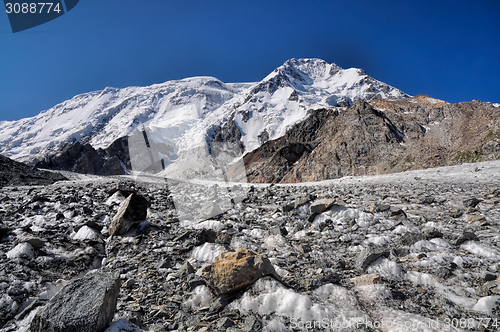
0, 58, 409, 175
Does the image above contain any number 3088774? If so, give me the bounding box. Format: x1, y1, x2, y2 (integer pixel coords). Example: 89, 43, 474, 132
5, 3, 62, 14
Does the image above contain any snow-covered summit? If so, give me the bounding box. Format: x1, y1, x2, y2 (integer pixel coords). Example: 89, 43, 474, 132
0, 58, 409, 169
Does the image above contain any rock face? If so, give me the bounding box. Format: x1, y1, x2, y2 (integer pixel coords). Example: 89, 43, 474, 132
108, 193, 149, 235
30, 271, 121, 332
201, 248, 281, 295
244, 96, 500, 183
0, 154, 67, 188
33, 136, 130, 176
241, 108, 334, 183
208, 118, 245, 161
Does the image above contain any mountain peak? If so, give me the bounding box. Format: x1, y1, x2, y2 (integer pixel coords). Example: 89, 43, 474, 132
0, 57, 410, 170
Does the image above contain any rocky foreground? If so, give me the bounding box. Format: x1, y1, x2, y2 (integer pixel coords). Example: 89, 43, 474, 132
1, 161, 500, 331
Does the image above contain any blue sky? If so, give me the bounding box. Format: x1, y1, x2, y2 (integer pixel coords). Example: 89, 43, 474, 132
0, 0, 499, 121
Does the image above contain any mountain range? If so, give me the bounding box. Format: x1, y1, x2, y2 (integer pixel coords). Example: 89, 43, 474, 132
1, 58, 498, 182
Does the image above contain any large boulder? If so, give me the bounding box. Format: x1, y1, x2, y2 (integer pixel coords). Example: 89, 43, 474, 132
30, 271, 121, 332
201, 248, 281, 296
108, 193, 149, 235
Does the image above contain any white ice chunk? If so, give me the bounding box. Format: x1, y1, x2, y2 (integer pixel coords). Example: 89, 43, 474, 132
365, 235, 390, 246
6, 242, 35, 259
183, 285, 213, 309
471, 296, 500, 315
191, 219, 225, 231
263, 234, 292, 252
229, 277, 370, 329
190, 242, 226, 264
460, 241, 500, 261
366, 257, 404, 281
72, 226, 101, 241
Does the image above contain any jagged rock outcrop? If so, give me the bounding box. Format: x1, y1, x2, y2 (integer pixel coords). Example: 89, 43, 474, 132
244, 96, 500, 183
0, 154, 67, 187
208, 119, 245, 162
33, 136, 130, 176
242, 108, 335, 183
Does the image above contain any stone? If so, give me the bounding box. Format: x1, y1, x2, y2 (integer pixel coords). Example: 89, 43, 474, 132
391, 248, 409, 257
463, 198, 482, 208
216, 317, 234, 329
185, 274, 206, 291
455, 231, 480, 245
310, 198, 336, 214
215, 232, 232, 244
196, 229, 217, 243
350, 274, 382, 286
485, 273, 497, 282
466, 215, 485, 223
436, 266, 452, 279
355, 247, 390, 271
243, 315, 262, 332
30, 271, 121, 332
400, 232, 425, 246
390, 209, 407, 218
369, 202, 390, 213
201, 248, 281, 296
0, 223, 11, 238
156, 258, 172, 269
299, 244, 312, 253
173, 261, 195, 278
122, 279, 136, 288
24, 237, 46, 249
108, 193, 149, 235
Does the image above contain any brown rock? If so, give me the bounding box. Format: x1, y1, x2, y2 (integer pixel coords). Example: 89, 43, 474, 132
350, 273, 382, 286
108, 193, 149, 235
310, 198, 336, 214
201, 248, 281, 295
466, 215, 486, 223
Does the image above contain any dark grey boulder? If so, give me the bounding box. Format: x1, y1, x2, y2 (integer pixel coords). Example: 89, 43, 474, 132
30, 271, 121, 332
455, 231, 480, 245
463, 197, 482, 208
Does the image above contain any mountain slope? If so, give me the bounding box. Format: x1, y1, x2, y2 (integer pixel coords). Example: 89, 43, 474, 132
242, 96, 500, 183
0, 58, 409, 176
0, 154, 67, 187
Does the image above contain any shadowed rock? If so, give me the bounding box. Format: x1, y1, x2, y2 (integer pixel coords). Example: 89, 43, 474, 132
0, 154, 67, 188
109, 193, 149, 235
356, 247, 390, 271
30, 271, 121, 332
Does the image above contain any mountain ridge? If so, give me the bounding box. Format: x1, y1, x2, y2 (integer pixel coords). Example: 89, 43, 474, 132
0, 58, 409, 177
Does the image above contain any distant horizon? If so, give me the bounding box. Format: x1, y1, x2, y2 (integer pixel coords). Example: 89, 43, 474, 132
1, 1, 499, 121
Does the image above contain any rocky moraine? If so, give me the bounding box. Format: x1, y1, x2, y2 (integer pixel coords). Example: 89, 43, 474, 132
1, 159, 500, 331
